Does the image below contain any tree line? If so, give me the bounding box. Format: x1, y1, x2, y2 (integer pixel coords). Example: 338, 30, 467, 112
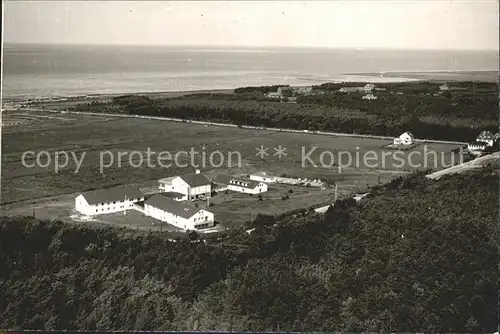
73, 81, 498, 142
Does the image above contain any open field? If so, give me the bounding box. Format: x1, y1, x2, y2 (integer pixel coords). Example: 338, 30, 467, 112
1, 110, 463, 229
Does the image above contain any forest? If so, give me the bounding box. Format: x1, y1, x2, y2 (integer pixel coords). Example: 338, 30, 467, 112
73, 81, 498, 142
1, 168, 498, 331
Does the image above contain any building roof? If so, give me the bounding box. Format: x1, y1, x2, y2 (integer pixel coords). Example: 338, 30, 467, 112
401, 131, 414, 138
214, 174, 262, 189
160, 192, 185, 199
213, 174, 234, 185
81, 186, 143, 205
145, 194, 204, 219
178, 173, 210, 187
228, 178, 261, 189
478, 131, 495, 140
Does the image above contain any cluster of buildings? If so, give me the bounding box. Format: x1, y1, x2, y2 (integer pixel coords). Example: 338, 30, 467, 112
75, 170, 271, 231
266, 86, 314, 101
338, 83, 384, 100
467, 130, 500, 154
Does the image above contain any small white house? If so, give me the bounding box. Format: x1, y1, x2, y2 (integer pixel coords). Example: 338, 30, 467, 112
250, 171, 277, 183
144, 194, 214, 230
75, 186, 144, 216
476, 130, 495, 147
393, 131, 415, 146
170, 171, 211, 201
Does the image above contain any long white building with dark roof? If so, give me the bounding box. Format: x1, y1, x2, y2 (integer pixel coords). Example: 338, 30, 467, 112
75, 186, 144, 216
144, 194, 214, 230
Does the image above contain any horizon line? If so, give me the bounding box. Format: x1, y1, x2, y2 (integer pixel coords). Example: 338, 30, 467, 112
3, 41, 499, 52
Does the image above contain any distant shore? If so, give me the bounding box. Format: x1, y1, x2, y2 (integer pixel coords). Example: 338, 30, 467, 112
350, 70, 499, 82
3, 69, 497, 103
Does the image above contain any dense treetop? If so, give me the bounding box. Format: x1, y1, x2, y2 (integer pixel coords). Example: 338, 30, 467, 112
1, 168, 498, 331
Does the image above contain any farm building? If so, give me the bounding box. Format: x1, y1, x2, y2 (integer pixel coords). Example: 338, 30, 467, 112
250, 171, 277, 183
476, 130, 495, 147
144, 194, 214, 230
75, 186, 144, 216
171, 171, 211, 201
214, 175, 268, 194
393, 131, 415, 146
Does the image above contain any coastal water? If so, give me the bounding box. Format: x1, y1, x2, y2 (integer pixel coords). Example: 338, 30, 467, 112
3, 44, 498, 99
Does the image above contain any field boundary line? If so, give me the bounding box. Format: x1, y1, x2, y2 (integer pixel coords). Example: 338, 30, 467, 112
33, 108, 468, 146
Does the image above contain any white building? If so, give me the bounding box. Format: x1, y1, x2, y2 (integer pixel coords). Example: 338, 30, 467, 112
171, 172, 211, 201
75, 186, 144, 216
363, 84, 376, 92
439, 83, 450, 91
476, 130, 495, 147
144, 194, 214, 230
467, 141, 488, 152
214, 175, 268, 194
228, 179, 268, 194
250, 171, 277, 183
267, 92, 281, 99
158, 176, 176, 192
362, 93, 377, 100
393, 131, 415, 146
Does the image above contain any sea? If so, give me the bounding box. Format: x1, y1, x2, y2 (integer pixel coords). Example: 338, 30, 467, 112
2, 44, 499, 100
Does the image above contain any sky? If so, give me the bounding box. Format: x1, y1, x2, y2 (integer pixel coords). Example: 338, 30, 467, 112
3, 1, 499, 50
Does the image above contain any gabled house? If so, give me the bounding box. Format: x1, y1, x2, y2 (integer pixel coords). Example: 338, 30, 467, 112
393, 131, 415, 146
476, 130, 495, 147
75, 186, 144, 216
144, 194, 214, 230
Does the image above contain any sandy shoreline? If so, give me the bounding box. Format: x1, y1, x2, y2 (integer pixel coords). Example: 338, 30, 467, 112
2, 70, 497, 103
